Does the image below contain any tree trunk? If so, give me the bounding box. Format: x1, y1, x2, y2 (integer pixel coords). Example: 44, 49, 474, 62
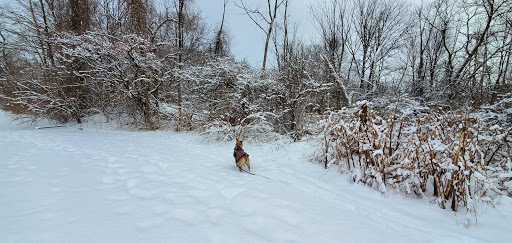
214, 0, 228, 55
321, 54, 350, 106
28, 0, 47, 67
262, 23, 273, 70
40, 0, 55, 66
178, 0, 184, 109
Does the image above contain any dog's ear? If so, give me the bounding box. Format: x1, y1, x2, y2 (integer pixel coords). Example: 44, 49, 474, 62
236, 138, 240, 142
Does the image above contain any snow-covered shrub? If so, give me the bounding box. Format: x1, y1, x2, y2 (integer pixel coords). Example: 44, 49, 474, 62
314, 98, 511, 224
2, 65, 84, 123
3, 31, 168, 129
473, 93, 512, 197
200, 112, 278, 142
60, 33, 164, 129
177, 57, 282, 142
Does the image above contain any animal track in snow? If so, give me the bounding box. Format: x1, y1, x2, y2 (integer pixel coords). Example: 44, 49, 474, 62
219, 187, 246, 201
56, 168, 70, 176
105, 192, 131, 201
128, 188, 157, 199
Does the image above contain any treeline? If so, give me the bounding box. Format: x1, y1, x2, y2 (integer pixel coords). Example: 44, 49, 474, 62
308, 0, 512, 104
0, 0, 511, 137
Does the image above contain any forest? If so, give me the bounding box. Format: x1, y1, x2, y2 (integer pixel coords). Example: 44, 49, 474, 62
0, 0, 511, 221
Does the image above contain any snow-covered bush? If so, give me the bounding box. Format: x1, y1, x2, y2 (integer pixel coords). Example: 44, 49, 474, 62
176, 57, 283, 142
2, 65, 84, 123
314, 98, 511, 225
473, 93, 512, 197
6, 32, 166, 128
58, 33, 165, 129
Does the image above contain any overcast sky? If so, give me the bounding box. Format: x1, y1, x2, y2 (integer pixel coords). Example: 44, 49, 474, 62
195, 0, 319, 68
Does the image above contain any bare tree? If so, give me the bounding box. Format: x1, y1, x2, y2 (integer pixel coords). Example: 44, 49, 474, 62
432, 0, 512, 102
271, 0, 328, 136
310, 0, 350, 74
236, 0, 284, 70
399, 0, 512, 104
452, 0, 505, 84
214, 0, 230, 56
349, 0, 407, 91
310, 0, 351, 109
26, 0, 49, 67
176, 0, 185, 124
406, 1, 446, 96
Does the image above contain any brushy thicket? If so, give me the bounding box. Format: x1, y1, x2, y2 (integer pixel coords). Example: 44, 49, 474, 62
180, 60, 282, 142
313, 95, 512, 225
158, 59, 292, 142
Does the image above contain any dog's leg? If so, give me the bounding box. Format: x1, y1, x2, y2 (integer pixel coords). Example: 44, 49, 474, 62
246, 158, 251, 172
236, 161, 243, 172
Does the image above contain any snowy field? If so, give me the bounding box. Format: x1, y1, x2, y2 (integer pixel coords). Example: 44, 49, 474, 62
1, 111, 511, 242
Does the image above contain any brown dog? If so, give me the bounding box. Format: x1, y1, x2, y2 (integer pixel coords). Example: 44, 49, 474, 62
233, 138, 250, 172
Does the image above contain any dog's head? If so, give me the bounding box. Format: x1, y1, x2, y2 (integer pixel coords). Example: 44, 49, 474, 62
235, 138, 243, 149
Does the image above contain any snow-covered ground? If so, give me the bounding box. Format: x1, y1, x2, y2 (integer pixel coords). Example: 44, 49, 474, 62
1, 111, 511, 242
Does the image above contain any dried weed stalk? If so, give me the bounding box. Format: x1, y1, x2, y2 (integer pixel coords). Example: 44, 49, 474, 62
314, 101, 511, 225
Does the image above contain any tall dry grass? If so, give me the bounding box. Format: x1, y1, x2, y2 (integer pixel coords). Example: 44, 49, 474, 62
314, 100, 511, 224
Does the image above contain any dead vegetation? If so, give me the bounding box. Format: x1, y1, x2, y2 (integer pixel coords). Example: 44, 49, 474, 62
314, 98, 512, 225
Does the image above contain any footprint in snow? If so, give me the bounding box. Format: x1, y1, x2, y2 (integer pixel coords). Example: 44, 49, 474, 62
168, 207, 207, 226
139, 165, 160, 173
7, 164, 20, 169
220, 187, 246, 201
101, 176, 117, 184
152, 202, 171, 215
15, 171, 31, 176
188, 189, 211, 199
64, 145, 75, 152
51, 187, 63, 192
48, 179, 60, 184
154, 162, 170, 170
128, 188, 156, 199
105, 192, 131, 201
117, 206, 131, 214
125, 178, 138, 189
56, 168, 70, 176
207, 208, 227, 223
137, 217, 167, 229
